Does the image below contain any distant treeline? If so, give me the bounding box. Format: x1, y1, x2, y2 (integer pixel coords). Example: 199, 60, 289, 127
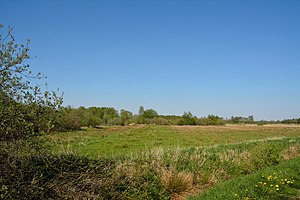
54, 105, 291, 131
279, 118, 300, 124
53, 106, 300, 131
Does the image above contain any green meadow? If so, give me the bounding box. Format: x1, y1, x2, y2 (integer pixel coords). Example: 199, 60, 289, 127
48, 125, 300, 158
2, 125, 300, 199
32, 124, 300, 199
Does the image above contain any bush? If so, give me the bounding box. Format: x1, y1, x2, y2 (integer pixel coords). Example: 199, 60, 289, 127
0, 149, 169, 199
0, 151, 116, 199
0, 25, 63, 141
178, 112, 197, 125
54, 110, 82, 131
240, 143, 283, 174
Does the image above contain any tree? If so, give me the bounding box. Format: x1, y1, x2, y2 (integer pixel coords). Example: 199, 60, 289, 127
120, 109, 133, 125
137, 106, 145, 124
178, 111, 196, 125
248, 115, 254, 123
230, 115, 254, 124
206, 114, 225, 125
143, 109, 158, 119
138, 106, 145, 116
54, 107, 82, 131
0, 25, 63, 141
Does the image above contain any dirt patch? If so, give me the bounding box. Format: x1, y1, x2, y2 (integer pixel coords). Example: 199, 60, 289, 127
171, 125, 261, 131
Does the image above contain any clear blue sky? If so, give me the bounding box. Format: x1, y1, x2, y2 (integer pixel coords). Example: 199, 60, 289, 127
1, 0, 299, 120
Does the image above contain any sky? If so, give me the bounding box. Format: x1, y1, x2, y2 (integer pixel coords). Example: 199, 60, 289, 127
1, 0, 299, 120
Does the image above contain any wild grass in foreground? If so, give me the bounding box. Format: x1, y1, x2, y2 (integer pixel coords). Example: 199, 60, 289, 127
189, 157, 300, 200
1, 137, 300, 199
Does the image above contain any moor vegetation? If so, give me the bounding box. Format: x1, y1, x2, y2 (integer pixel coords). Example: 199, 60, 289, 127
2, 134, 300, 199
1, 25, 300, 199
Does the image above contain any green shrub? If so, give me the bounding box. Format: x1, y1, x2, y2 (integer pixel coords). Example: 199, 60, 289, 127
0, 149, 169, 199
0, 151, 115, 199
240, 143, 283, 174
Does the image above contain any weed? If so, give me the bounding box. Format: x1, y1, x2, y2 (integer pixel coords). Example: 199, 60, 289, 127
161, 169, 194, 194
190, 157, 300, 200
283, 144, 299, 160
233, 173, 296, 199
240, 142, 283, 174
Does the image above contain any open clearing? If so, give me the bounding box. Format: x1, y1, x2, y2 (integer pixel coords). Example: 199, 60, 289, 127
45, 125, 300, 199
49, 125, 300, 158
4, 124, 299, 199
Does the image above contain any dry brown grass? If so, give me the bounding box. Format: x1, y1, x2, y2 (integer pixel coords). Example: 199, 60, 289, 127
263, 124, 300, 128
283, 145, 300, 160
172, 124, 300, 132
172, 125, 261, 131
161, 169, 194, 198
219, 149, 240, 163
47, 172, 105, 200
209, 168, 230, 184
114, 162, 139, 179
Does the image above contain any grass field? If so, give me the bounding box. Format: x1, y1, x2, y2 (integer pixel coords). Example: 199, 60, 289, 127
48, 124, 300, 158
46, 124, 300, 199
3, 124, 300, 199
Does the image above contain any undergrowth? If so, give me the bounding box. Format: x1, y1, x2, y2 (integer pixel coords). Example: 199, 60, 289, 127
0, 137, 299, 199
